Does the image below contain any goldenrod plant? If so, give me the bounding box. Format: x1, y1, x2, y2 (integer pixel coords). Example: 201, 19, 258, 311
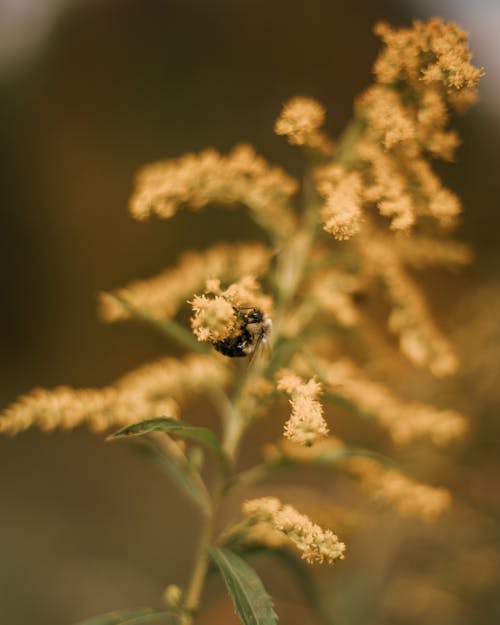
1, 18, 482, 625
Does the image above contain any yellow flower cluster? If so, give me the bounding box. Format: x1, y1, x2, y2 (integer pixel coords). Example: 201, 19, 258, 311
357, 230, 458, 376
266, 439, 450, 521
129, 144, 298, 238
357, 141, 417, 231
0, 21, 478, 598
299, 19, 482, 238
190, 295, 237, 343
99, 242, 271, 323
0, 355, 227, 435
203, 275, 273, 313
242, 521, 291, 550
358, 86, 416, 150
307, 267, 361, 328
274, 96, 334, 155
243, 497, 346, 564
360, 21, 480, 229
115, 353, 229, 399
277, 371, 329, 446
344, 456, 451, 522
316, 165, 364, 240
0, 386, 179, 435
190, 276, 273, 344
373, 19, 482, 107
317, 358, 467, 446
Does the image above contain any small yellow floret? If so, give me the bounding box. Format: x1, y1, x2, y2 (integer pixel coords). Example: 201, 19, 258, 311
277, 372, 329, 446
243, 497, 346, 564
190, 295, 236, 343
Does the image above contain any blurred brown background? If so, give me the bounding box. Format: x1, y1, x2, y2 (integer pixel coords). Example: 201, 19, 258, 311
1, 1, 499, 624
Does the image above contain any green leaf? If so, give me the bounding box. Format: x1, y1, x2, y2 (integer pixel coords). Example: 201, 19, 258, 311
209, 547, 278, 625
110, 417, 228, 472
72, 607, 173, 625
108, 294, 209, 354
212, 544, 335, 625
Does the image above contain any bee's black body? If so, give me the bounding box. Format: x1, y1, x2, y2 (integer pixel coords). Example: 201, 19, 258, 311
213, 328, 253, 357
213, 308, 270, 358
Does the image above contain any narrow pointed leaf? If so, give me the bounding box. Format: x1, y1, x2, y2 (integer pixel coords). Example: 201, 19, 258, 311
110, 417, 228, 471
212, 544, 334, 625
209, 547, 278, 625
73, 607, 169, 625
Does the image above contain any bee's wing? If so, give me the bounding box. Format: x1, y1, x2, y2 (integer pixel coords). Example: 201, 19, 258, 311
247, 330, 271, 365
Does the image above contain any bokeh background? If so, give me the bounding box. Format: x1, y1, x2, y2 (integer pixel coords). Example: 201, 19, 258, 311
1, 1, 499, 624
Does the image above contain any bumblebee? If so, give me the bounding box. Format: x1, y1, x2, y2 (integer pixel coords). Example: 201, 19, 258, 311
213, 307, 272, 358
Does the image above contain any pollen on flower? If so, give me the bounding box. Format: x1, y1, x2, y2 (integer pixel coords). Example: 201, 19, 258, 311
277, 371, 329, 446
190, 295, 237, 343
274, 96, 334, 155
243, 497, 346, 564
218, 275, 273, 315
190, 275, 273, 349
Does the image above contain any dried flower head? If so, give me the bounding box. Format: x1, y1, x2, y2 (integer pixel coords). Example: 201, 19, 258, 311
243, 497, 346, 564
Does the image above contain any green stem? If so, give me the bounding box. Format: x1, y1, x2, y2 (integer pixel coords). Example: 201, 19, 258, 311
182, 486, 220, 619
180, 157, 324, 624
